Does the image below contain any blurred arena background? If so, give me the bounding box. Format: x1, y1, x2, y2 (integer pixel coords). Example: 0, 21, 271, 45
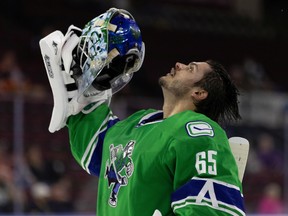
0, 0, 288, 215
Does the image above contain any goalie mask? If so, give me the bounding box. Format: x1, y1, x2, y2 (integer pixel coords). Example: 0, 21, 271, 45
75, 8, 145, 99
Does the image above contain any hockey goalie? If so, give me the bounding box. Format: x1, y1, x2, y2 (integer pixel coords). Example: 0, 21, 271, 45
40, 7, 248, 216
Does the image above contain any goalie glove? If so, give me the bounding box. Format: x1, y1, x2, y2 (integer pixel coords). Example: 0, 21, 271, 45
39, 26, 111, 133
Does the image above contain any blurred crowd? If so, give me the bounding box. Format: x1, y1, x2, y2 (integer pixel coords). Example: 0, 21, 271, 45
0, 48, 47, 100
245, 131, 285, 213
0, 137, 102, 214
0, 143, 76, 213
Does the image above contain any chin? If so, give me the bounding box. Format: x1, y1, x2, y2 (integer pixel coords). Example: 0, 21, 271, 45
158, 76, 167, 87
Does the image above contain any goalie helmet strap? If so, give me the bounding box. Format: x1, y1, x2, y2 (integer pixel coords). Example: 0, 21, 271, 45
66, 83, 77, 91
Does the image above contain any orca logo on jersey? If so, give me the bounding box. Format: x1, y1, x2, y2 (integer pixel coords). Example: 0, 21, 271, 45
185, 121, 214, 137
105, 140, 136, 207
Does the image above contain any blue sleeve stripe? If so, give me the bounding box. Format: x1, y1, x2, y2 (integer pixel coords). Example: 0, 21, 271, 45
87, 128, 106, 176
171, 177, 245, 215
81, 114, 119, 175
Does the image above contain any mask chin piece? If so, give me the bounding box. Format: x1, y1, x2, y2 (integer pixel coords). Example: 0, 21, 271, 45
91, 53, 137, 91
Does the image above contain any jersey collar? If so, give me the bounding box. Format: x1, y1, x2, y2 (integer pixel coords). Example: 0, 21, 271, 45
136, 110, 163, 127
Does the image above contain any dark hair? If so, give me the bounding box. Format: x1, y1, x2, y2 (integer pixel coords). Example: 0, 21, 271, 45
194, 60, 241, 123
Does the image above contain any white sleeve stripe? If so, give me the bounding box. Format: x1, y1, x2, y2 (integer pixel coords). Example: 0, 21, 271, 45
173, 198, 245, 216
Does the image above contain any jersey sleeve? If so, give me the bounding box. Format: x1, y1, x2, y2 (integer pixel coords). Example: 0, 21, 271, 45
67, 103, 119, 176
164, 128, 245, 216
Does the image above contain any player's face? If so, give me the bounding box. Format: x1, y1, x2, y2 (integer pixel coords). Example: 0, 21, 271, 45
159, 61, 211, 96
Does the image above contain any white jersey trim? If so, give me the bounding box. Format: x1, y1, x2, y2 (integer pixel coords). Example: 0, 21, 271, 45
173, 198, 245, 216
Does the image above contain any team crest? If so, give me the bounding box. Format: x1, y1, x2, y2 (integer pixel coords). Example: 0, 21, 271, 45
105, 140, 135, 207
186, 121, 214, 137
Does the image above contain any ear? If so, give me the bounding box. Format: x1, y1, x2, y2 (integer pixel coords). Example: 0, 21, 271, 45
191, 88, 208, 101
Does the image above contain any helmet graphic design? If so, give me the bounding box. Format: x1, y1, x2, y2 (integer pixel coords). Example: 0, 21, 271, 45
75, 8, 145, 98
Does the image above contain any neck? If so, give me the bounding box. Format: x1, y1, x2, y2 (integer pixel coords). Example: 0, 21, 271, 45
162, 92, 196, 118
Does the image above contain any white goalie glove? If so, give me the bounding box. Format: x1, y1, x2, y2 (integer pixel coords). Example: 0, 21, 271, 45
39, 26, 112, 133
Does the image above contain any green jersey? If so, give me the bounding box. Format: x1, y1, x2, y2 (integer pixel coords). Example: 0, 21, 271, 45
67, 104, 245, 216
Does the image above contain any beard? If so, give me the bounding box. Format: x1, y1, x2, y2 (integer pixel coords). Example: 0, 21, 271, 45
159, 76, 191, 97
